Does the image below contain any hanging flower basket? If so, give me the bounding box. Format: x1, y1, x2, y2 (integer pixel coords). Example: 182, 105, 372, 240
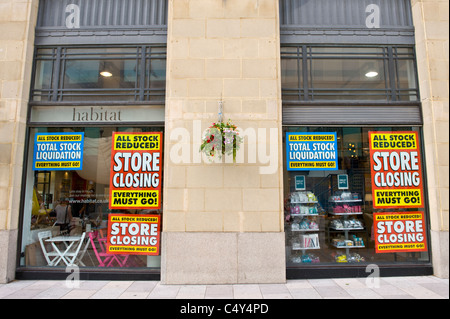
200, 120, 243, 162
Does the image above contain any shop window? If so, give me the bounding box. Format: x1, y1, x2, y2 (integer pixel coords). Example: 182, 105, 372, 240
21, 127, 163, 270
281, 46, 419, 102
283, 127, 430, 268
31, 46, 166, 102
34, 171, 52, 209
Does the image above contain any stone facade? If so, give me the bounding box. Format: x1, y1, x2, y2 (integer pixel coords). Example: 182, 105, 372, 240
0, 0, 38, 283
0, 0, 448, 284
412, 0, 449, 278
161, 0, 285, 284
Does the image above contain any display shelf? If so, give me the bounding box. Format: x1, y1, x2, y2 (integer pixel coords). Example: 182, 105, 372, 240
290, 200, 318, 204
292, 246, 321, 251
328, 199, 362, 203
328, 211, 363, 216
290, 213, 320, 217
331, 244, 366, 249
329, 227, 364, 231
327, 191, 368, 254
286, 191, 323, 263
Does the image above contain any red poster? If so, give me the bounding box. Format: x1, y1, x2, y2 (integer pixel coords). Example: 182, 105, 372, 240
373, 212, 427, 253
109, 132, 162, 210
368, 131, 424, 209
107, 214, 161, 255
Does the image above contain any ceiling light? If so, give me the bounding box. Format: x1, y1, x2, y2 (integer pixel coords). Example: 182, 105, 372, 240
100, 71, 113, 77
365, 71, 378, 78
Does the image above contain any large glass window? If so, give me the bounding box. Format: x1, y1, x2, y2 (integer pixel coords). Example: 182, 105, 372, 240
32, 46, 166, 102
283, 126, 430, 268
21, 126, 163, 270
281, 46, 419, 102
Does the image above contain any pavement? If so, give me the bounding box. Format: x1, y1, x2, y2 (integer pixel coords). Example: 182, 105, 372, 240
0, 275, 448, 300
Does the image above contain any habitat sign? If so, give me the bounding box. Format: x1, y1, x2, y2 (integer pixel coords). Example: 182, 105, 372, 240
286, 132, 339, 171
33, 132, 84, 171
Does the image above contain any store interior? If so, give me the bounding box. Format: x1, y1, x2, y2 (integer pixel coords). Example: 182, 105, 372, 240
283, 126, 430, 267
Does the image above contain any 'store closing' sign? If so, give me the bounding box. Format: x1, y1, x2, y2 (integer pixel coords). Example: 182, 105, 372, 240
107, 214, 161, 255
373, 212, 427, 254
109, 132, 162, 210
369, 131, 424, 209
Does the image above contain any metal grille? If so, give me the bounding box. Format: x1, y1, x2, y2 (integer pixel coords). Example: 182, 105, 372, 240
282, 105, 422, 125
279, 0, 415, 45
37, 0, 168, 28
280, 0, 413, 28
35, 0, 168, 45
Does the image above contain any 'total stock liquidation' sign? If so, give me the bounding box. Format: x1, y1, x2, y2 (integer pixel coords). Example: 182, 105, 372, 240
369, 131, 424, 209
33, 132, 84, 171
109, 132, 162, 210
107, 214, 161, 255
374, 212, 427, 253
286, 132, 339, 171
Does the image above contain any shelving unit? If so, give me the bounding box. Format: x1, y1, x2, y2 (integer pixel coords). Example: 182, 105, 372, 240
327, 192, 368, 262
286, 191, 322, 264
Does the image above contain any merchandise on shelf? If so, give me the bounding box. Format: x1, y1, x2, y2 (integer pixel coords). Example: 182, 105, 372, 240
309, 219, 319, 230
299, 234, 320, 249
332, 204, 362, 214
333, 252, 365, 263
332, 235, 364, 247
291, 191, 317, 203
290, 205, 319, 215
292, 233, 320, 249
329, 191, 360, 202
290, 254, 320, 264
347, 253, 365, 263
335, 253, 347, 263
299, 219, 309, 229
291, 217, 319, 231
292, 240, 302, 250
352, 235, 365, 247
330, 218, 364, 229
332, 238, 346, 247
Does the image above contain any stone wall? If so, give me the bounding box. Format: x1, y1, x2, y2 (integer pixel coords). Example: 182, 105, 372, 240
0, 0, 38, 283
412, 0, 449, 278
161, 0, 286, 284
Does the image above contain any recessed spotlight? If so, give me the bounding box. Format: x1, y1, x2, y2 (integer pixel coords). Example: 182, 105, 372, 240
365, 71, 378, 78
100, 71, 113, 77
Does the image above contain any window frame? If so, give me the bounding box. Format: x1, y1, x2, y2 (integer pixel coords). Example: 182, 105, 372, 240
30, 45, 167, 104
281, 45, 420, 103
282, 125, 433, 278
16, 124, 165, 278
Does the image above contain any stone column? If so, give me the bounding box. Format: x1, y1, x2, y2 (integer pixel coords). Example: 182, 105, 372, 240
161, 0, 285, 284
0, 0, 38, 283
411, 0, 449, 278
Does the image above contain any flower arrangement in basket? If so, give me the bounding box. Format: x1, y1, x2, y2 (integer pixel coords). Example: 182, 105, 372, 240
200, 120, 243, 162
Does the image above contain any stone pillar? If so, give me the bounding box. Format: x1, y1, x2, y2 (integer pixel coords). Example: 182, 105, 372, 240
0, 0, 38, 283
162, 0, 285, 284
411, 0, 449, 279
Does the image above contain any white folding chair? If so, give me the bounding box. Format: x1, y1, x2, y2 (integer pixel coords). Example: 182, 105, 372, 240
71, 232, 89, 266
53, 232, 87, 267
38, 230, 60, 266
